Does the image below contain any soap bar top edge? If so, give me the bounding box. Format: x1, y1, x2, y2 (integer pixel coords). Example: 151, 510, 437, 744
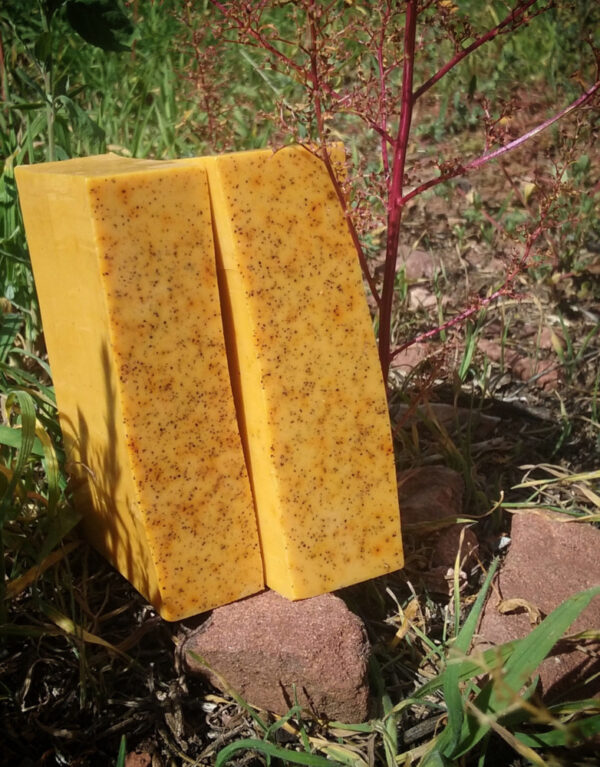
14, 153, 198, 179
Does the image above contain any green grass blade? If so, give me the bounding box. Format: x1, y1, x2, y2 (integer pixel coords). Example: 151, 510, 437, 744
264, 703, 305, 742
215, 738, 339, 767
7, 347, 53, 379
439, 557, 500, 754
420, 751, 453, 767
35, 417, 60, 517
412, 642, 516, 701
0, 361, 57, 406
548, 699, 600, 715
458, 319, 477, 381
116, 734, 127, 767
371, 656, 398, 767
513, 714, 600, 748
0, 424, 44, 456
498, 585, 600, 692
452, 585, 600, 758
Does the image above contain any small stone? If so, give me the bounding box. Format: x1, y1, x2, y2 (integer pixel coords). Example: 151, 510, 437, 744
408, 285, 439, 310
398, 467, 479, 595
477, 339, 559, 391
398, 466, 464, 527
390, 343, 437, 372
476, 512, 600, 701
401, 248, 437, 280
432, 525, 479, 570
418, 524, 479, 595
183, 590, 371, 722
125, 752, 152, 767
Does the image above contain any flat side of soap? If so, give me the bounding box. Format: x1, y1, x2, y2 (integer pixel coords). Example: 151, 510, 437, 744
202, 145, 403, 600
15, 155, 264, 620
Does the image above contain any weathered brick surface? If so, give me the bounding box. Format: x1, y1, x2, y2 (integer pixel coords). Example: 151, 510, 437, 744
477, 512, 600, 701
184, 590, 371, 722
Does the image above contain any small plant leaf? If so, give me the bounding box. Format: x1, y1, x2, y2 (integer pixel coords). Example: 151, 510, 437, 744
215, 738, 335, 767
34, 32, 53, 67
441, 557, 500, 753
419, 749, 454, 767
513, 714, 600, 748
0, 425, 44, 457
116, 734, 127, 767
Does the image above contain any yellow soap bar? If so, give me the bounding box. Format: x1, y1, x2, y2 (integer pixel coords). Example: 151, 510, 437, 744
202, 145, 403, 599
15, 154, 264, 620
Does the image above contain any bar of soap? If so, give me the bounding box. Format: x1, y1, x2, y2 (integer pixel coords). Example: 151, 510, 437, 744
15, 155, 264, 620
201, 145, 403, 599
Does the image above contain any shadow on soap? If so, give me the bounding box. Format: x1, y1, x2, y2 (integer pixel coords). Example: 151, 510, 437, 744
61, 342, 161, 614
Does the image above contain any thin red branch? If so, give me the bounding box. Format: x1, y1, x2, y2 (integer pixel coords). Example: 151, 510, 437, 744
378, 0, 417, 385
391, 288, 515, 358
209, 1, 307, 79
413, 0, 547, 101
398, 78, 600, 207
307, 3, 324, 137
210, 1, 396, 144
390, 223, 545, 360
319, 147, 382, 308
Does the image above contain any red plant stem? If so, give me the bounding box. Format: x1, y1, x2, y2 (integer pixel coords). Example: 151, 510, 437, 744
307, 3, 325, 142
413, 0, 544, 101
378, 0, 417, 385
391, 288, 515, 357
390, 223, 544, 360
211, 1, 396, 144
397, 78, 600, 208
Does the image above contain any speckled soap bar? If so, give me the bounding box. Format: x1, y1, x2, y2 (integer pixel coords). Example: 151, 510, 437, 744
15, 155, 264, 620
202, 145, 404, 599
